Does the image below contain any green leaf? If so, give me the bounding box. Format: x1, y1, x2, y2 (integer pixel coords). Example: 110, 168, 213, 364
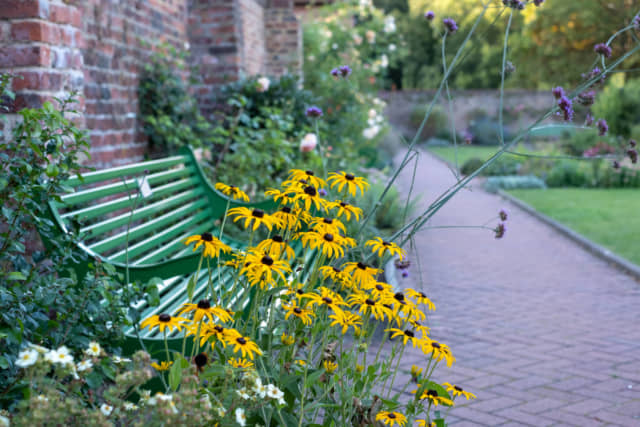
168, 357, 183, 391
186, 274, 196, 301
8, 272, 26, 281
305, 368, 324, 387
0, 356, 9, 369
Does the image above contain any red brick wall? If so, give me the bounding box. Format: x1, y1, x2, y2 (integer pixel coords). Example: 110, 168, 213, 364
239, 0, 266, 76
265, 0, 301, 78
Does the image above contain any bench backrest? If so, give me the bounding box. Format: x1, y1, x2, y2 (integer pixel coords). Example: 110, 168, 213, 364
46, 146, 274, 283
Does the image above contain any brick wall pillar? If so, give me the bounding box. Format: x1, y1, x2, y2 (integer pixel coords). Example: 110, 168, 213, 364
265, 0, 302, 78
0, 0, 84, 117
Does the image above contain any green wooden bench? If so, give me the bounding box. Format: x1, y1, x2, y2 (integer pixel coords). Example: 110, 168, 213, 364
43, 146, 278, 352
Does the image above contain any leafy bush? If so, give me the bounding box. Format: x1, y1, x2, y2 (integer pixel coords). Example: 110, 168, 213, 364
460, 157, 484, 175
597, 165, 640, 188
593, 77, 640, 138
138, 44, 211, 154
460, 156, 521, 177
484, 175, 547, 193
468, 118, 513, 146
561, 128, 616, 157
545, 161, 592, 188
408, 105, 449, 142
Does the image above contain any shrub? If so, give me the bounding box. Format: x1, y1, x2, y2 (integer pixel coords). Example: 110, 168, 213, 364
408, 105, 449, 142
561, 128, 617, 157
593, 77, 640, 138
545, 161, 593, 188
468, 117, 513, 146
484, 175, 547, 193
460, 157, 484, 175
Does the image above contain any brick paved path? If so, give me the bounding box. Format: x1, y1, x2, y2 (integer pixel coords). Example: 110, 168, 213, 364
386, 151, 640, 426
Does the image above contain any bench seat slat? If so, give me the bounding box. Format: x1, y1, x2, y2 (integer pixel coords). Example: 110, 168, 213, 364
62, 176, 200, 221
107, 211, 212, 262
80, 189, 206, 239
132, 222, 212, 265
66, 155, 189, 187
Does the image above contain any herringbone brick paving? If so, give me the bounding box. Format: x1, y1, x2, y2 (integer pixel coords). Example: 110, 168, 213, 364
384, 151, 640, 426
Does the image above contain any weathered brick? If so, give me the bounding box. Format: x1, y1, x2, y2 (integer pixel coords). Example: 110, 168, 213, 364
0, 0, 49, 19
0, 45, 50, 67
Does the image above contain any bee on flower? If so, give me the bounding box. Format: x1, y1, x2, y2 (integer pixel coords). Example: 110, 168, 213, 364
214, 182, 250, 202
327, 171, 370, 196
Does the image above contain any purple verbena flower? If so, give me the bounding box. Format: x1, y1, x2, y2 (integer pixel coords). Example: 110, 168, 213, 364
596, 118, 608, 136
630, 139, 637, 148
634, 15, 640, 29
306, 106, 323, 118
585, 113, 594, 126
424, 11, 435, 21
499, 209, 508, 221
577, 91, 596, 106
494, 223, 506, 239
594, 43, 612, 58
401, 270, 409, 278
627, 148, 638, 164
552, 86, 565, 99
534, 0, 545, 6
318, 188, 327, 197
339, 65, 352, 77
557, 95, 573, 122
503, 0, 524, 9
612, 160, 621, 169
443, 18, 458, 34
330, 68, 340, 77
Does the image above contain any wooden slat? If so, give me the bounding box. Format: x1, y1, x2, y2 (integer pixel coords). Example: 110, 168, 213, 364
62, 176, 200, 221
66, 156, 189, 187
132, 222, 212, 265
61, 167, 195, 206
108, 210, 212, 262
80, 189, 206, 239
88, 198, 209, 253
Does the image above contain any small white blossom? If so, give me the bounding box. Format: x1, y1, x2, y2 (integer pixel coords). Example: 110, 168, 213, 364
123, 402, 138, 411
366, 30, 376, 44
381, 54, 389, 68
300, 133, 318, 153
267, 385, 284, 401
0, 415, 8, 427
215, 405, 226, 417
100, 403, 113, 416
36, 395, 48, 402
45, 346, 73, 366
363, 125, 381, 139
112, 356, 131, 364
28, 343, 49, 354
85, 342, 101, 357
235, 408, 247, 426
77, 359, 93, 372
256, 77, 270, 92
16, 349, 38, 368
389, 43, 396, 52
236, 388, 251, 400
384, 16, 396, 33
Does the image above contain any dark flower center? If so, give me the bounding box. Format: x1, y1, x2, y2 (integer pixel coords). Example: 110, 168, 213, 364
281, 207, 292, 214
419, 292, 427, 298
236, 337, 247, 345
332, 267, 341, 273
244, 262, 251, 267
376, 284, 384, 291
261, 255, 274, 266
158, 314, 171, 322
394, 292, 405, 302
382, 240, 391, 246
322, 296, 333, 304
432, 342, 441, 349
299, 179, 308, 185
305, 170, 314, 176
324, 233, 334, 242
454, 385, 463, 392
194, 352, 208, 367
323, 218, 333, 224
252, 209, 265, 218
296, 289, 304, 295
201, 232, 213, 242
293, 307, 303, 314
388, 413, 396, 419
427, 389, 438, 397
357, 262, 367, 270
340, 201, 349, 207
304, 186, 317, 196
197, 299, 211, 309
365, 299, 375, 306
214, 326, 224, 333
404, 330, 415, 338
345, 173, 355, 180
272, 235, 284, 243
229, 185, 237, 190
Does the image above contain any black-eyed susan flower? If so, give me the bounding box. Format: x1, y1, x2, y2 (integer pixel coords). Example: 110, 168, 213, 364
365, 237, 405, 261
241, 252, 291, 289
386, 328, 422, 348
422, 340, 455, 367
343, 262, 381, 288
405, 288, 436, 311
319, 265, 353, 288
283, 283, 306, 301
327, 171, 369, 196
348, 292, 393, 321
198, 324, 240, 348
184, 233, 232, 258
366, 281, 393, 298
292, 185, 327, 212
442, 382, 476, 400
287, 169, 326, 189
375, 411, 407, 426
416, 420, 435, 427
140, 313, 188, 334
282, 301, 315, 325
411, 364, 423, 380
308, 216, 346, 235
328, 310, 362, 335
280, 333, 295, 346
215, 182, 250, 202
228, 357, 254, 369
151, 360, 173, 371
265, 187, 297, 205
303, 286, 348, 314
408, 319, 430, 336
299, 231, 354, 259
256, 235, 295, 261
177, 299, 233, 323
227, 207, 280, 231
228, 335, 263, 360
322, 360, 338, 374
328, 200, 363, 221
271, 206, 309, 231
418, 388, 454, 406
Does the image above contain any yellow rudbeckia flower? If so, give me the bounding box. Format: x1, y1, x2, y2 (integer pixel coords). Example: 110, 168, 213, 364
327, 171, 369, 196
214, 182, 250, 202
184, 233, 232, 258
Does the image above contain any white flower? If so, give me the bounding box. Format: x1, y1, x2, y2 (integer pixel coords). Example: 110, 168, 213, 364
366, 30, 376, 44
200, 395, 212, 410
45, 346, 73, 366
277, 397, 286, 405
381, 54, 389, 68
384, 16, 396, 33
359, 0, 372, 10
267, 385, 284, 401
86, 342, 101, 357
331, 43, 338, 50
353, 34, 363, 45
36, 395, 48, 402
215, 405, 226, 417
16, 349, 38, 368
0, 415, 8, 427
236, 388, 251, 400
300, 133, 318, 153
363, 125, 381, 139
28, 343, 49, 354
77, 359, 93, 372
123, 402, 138, 411
389, 43, 396, 52
307, 55, 315, 61
100, 403, 113, 416
253, 379, 267, 399
112, 356, 131, 364
256, 77, 270, 93
155, 393, 172, 402
235, 408, 247, 426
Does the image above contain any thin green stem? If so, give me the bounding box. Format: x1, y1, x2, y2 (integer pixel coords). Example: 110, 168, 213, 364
499, 10, 514, 146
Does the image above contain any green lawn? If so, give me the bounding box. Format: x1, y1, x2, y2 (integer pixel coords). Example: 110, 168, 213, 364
508, 188, 640, 265
428, 145, 503, 166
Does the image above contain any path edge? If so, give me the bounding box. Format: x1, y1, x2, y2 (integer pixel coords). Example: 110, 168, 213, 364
498, 189, 640, 282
